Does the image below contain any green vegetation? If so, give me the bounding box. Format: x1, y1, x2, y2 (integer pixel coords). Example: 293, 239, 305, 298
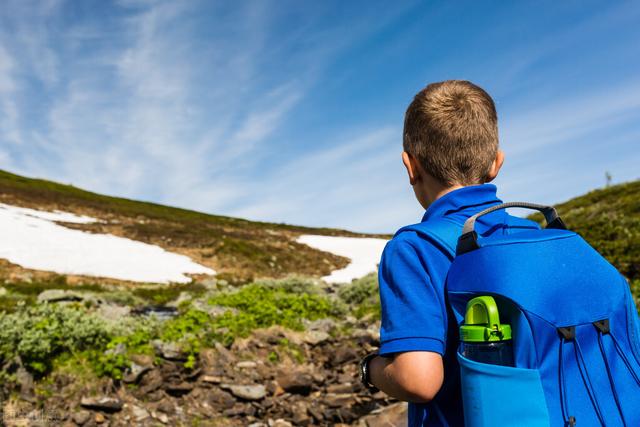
338, 273, 380, 319
0, 278, 353, 379
527, 179, 639, 284
0, 303, 111, 375
208, 278, 343, 345
132, 282, 207, 305
547, 180, 640, 281
2, 275, 104, 298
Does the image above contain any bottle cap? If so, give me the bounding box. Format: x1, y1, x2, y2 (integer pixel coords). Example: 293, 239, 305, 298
460, 296, 512, 342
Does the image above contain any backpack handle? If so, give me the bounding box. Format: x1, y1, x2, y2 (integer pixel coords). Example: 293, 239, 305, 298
457, 202, 566, 255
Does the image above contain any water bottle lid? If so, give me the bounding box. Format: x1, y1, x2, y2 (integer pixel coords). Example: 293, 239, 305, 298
460, 296, 512, 342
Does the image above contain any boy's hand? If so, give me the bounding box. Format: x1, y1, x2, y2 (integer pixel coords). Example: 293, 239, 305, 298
368, 351, 444, 403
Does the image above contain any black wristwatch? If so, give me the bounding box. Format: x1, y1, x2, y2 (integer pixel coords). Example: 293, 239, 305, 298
359, 352, 380, 393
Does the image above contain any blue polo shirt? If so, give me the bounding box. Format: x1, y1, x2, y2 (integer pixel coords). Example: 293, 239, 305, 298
378, 184, 538, 426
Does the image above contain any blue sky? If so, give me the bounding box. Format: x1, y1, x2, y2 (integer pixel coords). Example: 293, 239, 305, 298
0, 1, 639, 233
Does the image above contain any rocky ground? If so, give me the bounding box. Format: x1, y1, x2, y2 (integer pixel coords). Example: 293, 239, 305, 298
0, 276, 407, 427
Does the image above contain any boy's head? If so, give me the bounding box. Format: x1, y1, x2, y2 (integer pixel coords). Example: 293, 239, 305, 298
402, 80, 503, 206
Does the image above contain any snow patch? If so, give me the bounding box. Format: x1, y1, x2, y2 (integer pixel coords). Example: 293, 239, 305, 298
0, 204, 215, 283
297, 235, 388, 284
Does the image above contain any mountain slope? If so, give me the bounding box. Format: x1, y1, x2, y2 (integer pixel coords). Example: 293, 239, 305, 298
533, 180, 640, 281
0, 170, 385, 283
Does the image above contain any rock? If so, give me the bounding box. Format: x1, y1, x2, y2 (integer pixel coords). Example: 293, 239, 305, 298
80, 396, 123, 412
136, 368, 163, 396
303, 330, 331, 346
152, 340, 185, 360
168, 291, 192, 307
156, 400, 175, 415
324, 393, 354, 408
0, 286, 6, 296
16, 366, 34, 401
305, 318, 336, 332
221, 383, 267, 401
131, 405, 149, 422
200, 375, 223, 384
223, 403, 256, 417
37, 289, 83, 303
104, 342, 126, 356
291, 401, 311, 425
276, 369, 313, 395
72, 410, 91, 425
271, 419, 293, 427
214, 342, 236, 363
154, 411, 169, 424
97, 303, 130, 321
332, 346, 359, 365
204, 388, 236, 410
326, 383, 355, 394
124, 358, 153, 383
165, 381, 193, 396
236, 360, 258, 369
358, 402, 408, 427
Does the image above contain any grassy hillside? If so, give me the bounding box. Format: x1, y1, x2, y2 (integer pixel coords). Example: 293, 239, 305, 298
547, 180, 640, 282
0, 170, 383, 283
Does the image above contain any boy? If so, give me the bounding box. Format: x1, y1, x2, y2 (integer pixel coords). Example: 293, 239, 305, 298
358, 80, 538, 426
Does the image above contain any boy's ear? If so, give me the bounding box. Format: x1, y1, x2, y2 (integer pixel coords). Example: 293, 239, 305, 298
485, 149, 505, 183
402, 151, 420, 185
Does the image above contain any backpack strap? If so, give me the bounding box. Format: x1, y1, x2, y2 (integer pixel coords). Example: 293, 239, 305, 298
394, 218, 461, 260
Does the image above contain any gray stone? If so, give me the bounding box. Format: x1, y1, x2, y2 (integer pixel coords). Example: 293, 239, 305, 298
221, 383, 267, 401
152, 340, 185, 360
131, 405, 149, 422
16, 366, 34, 401
72, 410, 91, 425
80, 396, 123, 412
123, 361, 151, 383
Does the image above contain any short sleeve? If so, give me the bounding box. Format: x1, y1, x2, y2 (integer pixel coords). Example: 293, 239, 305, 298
378, 236, 447, 356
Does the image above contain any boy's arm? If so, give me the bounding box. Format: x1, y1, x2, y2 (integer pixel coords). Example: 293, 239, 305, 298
367, 236, 449, 403
369, 351, 443, 403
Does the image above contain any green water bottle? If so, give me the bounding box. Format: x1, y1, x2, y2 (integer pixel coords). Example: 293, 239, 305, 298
460, 296, 514, 366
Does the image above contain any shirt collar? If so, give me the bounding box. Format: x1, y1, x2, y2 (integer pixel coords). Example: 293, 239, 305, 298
421, 183, 502, 222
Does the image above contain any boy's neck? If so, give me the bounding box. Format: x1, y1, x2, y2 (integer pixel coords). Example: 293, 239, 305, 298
420, 173, 465, 208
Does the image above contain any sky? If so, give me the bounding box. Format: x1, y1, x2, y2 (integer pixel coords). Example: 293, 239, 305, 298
0, 1, 639, 233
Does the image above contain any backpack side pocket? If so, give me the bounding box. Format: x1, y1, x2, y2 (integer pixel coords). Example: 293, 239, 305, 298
457, 352, 550, 427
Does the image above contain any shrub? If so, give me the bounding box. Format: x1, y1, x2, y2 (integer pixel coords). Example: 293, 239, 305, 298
0, 303, 111, 374
338, 273, 380, 319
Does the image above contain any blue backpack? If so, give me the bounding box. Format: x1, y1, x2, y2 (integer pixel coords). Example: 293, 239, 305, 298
402, 202, 640, 427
